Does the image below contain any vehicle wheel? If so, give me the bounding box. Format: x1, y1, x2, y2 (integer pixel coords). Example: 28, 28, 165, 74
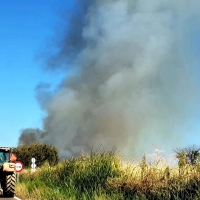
3, 172, 16, 197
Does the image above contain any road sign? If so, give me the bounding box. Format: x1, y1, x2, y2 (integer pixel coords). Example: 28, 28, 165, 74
15, 161, 24, 172
31, 163, 36, 169
31, 157, 36, 170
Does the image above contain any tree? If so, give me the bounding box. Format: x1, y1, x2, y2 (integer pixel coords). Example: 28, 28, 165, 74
13, 143, 59, 167
175, 145, 200, 165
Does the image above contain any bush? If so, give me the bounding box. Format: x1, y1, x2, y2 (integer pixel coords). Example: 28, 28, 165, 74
13, 143, 59, 168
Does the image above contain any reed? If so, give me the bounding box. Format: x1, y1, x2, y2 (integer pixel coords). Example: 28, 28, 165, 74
16, 149, 200, 200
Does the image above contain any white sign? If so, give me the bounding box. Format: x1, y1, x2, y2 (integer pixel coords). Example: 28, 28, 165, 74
31, 157, 36, 169
31, 163, 36, 169
15, 161, 24, 172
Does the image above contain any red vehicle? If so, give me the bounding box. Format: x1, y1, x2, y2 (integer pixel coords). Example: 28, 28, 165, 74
0, 147, 17, 197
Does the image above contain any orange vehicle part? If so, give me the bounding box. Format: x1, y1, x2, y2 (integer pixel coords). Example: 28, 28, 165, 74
10, 154, 17, 162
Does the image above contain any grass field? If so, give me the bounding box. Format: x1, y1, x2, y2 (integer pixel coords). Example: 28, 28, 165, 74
15, 149, 200, 200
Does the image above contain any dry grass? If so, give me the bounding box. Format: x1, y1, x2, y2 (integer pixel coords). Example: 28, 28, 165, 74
16, 183, 42, 200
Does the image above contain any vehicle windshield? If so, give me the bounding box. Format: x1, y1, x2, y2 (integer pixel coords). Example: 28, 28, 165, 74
0, 151, 9, 164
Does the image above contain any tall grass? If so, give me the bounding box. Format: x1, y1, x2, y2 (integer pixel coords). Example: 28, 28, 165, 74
16, 149, 200, 200
16, 149, 121, 200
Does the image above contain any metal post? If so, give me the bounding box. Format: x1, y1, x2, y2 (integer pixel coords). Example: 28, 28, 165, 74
16, 172, 19, 182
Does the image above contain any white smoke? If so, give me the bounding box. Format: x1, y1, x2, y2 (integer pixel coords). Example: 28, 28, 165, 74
38, 0, 200, 158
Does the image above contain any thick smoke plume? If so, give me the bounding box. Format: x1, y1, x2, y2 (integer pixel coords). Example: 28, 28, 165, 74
37, 0, 200, 158
18, 128, 45, 146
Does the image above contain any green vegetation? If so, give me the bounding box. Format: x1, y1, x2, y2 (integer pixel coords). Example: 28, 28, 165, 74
15, 148, 200, 200
13, 143, 59, 167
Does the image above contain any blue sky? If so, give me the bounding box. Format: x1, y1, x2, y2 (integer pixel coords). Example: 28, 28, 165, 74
0, 0, 67, 147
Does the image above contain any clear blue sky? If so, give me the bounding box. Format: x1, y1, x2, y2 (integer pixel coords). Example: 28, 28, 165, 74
0, 0, 67, 147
